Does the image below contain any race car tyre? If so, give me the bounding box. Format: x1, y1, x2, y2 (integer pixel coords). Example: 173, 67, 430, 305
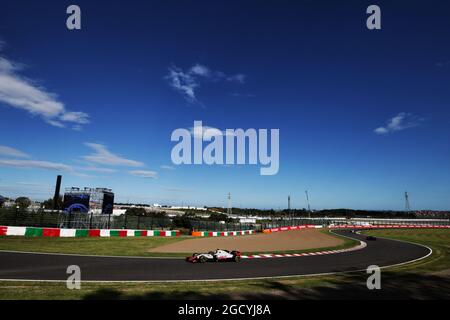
233, 255, 241, 262
199, 256, 207, 263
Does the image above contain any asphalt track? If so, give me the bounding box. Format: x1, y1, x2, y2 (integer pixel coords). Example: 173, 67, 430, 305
0, 230, 431, 281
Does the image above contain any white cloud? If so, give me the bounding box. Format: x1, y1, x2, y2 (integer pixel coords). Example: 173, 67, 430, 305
226, 74, 246, 83
160, 165, 175, 170
0, 145, 30, 158
60, 111, 90, 124
83, 143, 144, 167
0, 44, 90, 129
166, 63, 246, 103
77, 166, 117, 173
46, 119, 66, 128
190, 64, 211, 77
374, 112, 424, 135
130, 170, 158, 179
374, 127, 388, 135
0, 159, 72, 172
0, 181, 54, 199
166, 65, 199, 102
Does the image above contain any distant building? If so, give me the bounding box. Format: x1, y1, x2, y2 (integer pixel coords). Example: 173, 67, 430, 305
63, 187, 114, 214
2, 200, 15, 208
170, 206, 207, 211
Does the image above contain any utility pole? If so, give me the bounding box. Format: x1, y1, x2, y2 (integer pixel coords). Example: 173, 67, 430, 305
227, 192, 232, 216
405, 191, 411, 213
305, 190, 311, 218
288, 195, 291, 224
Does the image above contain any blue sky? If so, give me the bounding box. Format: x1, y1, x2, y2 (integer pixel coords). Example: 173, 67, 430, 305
0, 0, 449, 210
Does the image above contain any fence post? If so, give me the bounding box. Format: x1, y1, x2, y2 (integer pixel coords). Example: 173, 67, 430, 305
89, 212, 93, 229
137, 215, 141, 230
40, 210, 44, 227
123, 212, 128, 229
108, 214, 111, 229
14, 206, 19, 226
68, 212, 72, 229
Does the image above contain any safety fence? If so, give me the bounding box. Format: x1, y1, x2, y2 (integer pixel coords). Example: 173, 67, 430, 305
261, 218, 326, 230
0, 209, 255, 231
262, 223, 450, 233
262, 225, 323, 233
328, 224, 450, 229
189, 220, 255, 232
0, 209, 173, 230
0, 225, 180, 237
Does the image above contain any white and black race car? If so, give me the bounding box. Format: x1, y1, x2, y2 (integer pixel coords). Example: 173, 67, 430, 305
186, 249, 241, 263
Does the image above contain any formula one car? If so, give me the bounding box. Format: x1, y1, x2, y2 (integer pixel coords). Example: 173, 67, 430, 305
186, 249, 241, 263
366, 235, 377, 241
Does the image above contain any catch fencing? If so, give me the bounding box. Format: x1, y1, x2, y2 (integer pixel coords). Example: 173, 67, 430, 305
261, 218, 327, 230
0, 208, 172, 230
190, 219, 255, 232
0, 208, 253, 231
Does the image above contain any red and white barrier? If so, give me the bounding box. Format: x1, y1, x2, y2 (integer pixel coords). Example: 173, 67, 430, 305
328, 224, 450, 229
262, 225, 323, 233
0, 225, 180, 237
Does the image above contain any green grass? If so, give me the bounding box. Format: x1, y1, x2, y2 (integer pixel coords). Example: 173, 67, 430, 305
1, 229, 449, 299
0, 276, 335, 300
0, 229, 358, 257
0, 236, 188, 257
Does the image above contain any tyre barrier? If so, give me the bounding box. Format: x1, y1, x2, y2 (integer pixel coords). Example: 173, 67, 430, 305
0, 226, 180, 237
191, 230, 255, 237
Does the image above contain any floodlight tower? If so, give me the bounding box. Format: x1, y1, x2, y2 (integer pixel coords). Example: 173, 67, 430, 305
405, 191, 411, 213
305, 190, 311, 218
227, 192, 232, 215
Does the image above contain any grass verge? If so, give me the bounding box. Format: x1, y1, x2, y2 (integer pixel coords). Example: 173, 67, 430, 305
0, 236, 187, 257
